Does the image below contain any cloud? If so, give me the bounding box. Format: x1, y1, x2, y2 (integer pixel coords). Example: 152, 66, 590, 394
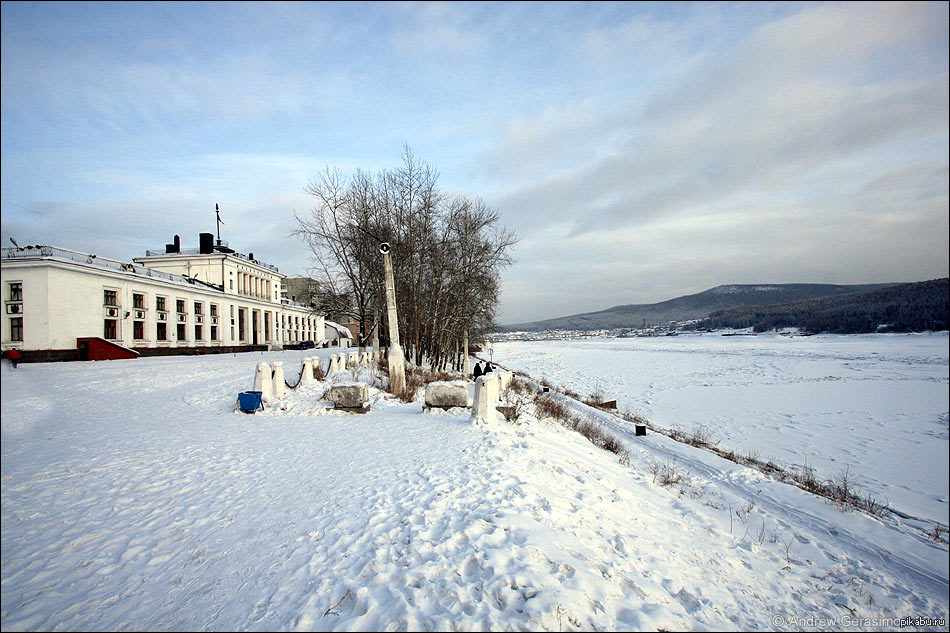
390, 2, 488, 57
486, 2, 948, 323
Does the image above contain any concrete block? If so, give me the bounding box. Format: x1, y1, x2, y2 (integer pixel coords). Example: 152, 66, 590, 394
347, 352, 359, 368
327, 382, 370, 412
424, 380, 469, 409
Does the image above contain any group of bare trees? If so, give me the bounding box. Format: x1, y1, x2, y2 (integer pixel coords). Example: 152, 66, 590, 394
294, 148, 517, 371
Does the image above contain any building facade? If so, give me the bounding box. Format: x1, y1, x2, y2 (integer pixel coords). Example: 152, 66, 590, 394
1, 234, 324, 361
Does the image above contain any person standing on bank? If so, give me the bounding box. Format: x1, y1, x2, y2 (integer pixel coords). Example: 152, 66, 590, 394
7, 348, 22, 369
472, 362, 483, 380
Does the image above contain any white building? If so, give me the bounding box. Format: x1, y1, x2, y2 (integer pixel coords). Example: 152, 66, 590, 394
1, 233, 324, 361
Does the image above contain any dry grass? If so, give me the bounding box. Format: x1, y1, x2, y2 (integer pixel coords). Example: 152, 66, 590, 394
396, 365, 464, 403
533, 393, 573, 422
532, 393, 627, 456
650, 459, 682, 487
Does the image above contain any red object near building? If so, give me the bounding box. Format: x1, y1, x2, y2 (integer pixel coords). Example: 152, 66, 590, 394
76, 338, 140, 361
7, 348, 22, 368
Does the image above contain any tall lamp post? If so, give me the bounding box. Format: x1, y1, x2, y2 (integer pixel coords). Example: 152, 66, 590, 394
350, 221, 406, 396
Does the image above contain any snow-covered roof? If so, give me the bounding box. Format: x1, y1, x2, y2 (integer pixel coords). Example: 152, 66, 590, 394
325, 320, 353, 338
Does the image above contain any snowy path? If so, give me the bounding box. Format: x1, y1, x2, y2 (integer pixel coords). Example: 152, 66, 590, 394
2, 350, 948, 630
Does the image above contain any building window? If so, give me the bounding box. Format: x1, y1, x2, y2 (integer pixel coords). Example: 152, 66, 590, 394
211, 325, 218, 341
104, 319, 117, 339
104, 289, 118, 306
176, 299, 186, 314
157, 322, 167, 341
9, 282, 22, 302
177, 323, 186, 340
194, 301, 202, 315
10, 317, 23, 341
133, 293, 145, 309
210, 304, 218, 317
156, 296, 166, 312
133, 321, 144, 340
195, 324, 203, 340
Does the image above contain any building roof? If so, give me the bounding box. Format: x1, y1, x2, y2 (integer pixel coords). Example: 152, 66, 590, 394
1, 245, 317, 312
325, 320, 353, 338
3, 245, 208, 290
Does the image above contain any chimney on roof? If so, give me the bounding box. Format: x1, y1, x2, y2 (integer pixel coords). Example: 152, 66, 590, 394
199, 232, 214, 254
165, 234, 181, 254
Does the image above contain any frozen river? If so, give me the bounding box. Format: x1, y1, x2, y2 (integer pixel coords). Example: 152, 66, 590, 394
493, 332, 949, 524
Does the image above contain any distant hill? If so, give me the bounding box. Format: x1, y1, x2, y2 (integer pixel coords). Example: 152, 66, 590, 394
688, 278, 949, 334
501, 283, 893, 331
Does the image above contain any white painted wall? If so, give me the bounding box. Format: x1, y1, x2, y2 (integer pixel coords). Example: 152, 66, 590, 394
1, 256, 324, 352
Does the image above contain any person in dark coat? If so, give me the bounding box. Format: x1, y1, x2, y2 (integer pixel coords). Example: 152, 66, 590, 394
483, 362, 493, 373
472, 362, 483, 379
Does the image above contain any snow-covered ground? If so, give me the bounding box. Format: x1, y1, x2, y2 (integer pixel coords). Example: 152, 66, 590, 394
491, 332, 950, 525
2, 346, 948, 631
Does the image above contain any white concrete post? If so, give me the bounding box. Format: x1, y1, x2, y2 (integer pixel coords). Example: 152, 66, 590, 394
272, 361, 286, 399
471, 374, 499, 424
300, 357, 315, 385
254, 361, 275, 404
347, 352, 358, 368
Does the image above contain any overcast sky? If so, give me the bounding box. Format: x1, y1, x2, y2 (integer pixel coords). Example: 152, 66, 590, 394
2, 2, 947, 324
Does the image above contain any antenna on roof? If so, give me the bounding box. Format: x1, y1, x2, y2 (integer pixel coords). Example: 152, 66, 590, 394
215, 203, 224, 243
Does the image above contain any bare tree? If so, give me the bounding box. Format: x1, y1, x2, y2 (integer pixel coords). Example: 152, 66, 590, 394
295, 148, 517, 369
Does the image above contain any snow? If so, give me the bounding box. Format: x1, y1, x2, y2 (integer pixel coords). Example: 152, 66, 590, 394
2, 344, 948, 630
492, 332, 950, 525
325, 321, 353, 339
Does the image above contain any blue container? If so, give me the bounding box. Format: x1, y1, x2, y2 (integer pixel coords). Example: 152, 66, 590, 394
238, 391, 263, 412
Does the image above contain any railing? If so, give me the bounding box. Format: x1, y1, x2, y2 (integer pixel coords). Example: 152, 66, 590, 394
280, 298, 320, 311
2, 246, 196, 286
141, 248, 279, 273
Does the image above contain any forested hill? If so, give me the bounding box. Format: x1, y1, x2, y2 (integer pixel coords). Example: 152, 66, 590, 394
688, 278, 949, 333
501, 283, 892, 331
